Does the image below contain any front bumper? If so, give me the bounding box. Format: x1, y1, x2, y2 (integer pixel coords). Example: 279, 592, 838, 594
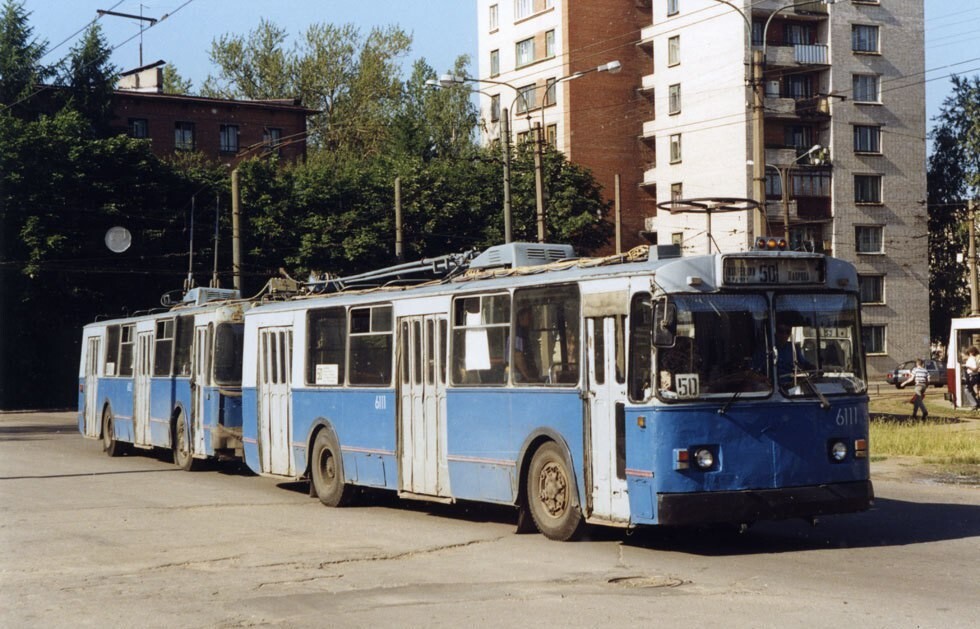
657, 480, 874, 526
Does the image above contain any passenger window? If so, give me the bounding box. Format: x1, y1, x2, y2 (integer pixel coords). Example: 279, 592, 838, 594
451, 294, 510, 385
512, 285, 580, 386
628, 294, 653, 401
306, 307, 346, 386
349, 305, 393, 386
153, 319, 175, 377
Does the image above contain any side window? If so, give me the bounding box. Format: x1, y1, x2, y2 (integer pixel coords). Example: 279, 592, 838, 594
105, 325, 120, 376
512, 285, 580, 385
173, 315, 194, 377
117, 324, 135, 377
451, 294, 511, 386
213, 323, 244, 386
348, 305, 393, 386
307, 307, 346, 386
153, 319, 175, 376
628, 294, 653, 402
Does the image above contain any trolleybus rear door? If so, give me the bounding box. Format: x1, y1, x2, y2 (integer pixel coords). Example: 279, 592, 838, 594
398, 314, 450, 498
585, 316, 630, 523
133, 331, 153, 446
191, 326, 211, 457
84, 336, 102, 437
257, 327, 293, 476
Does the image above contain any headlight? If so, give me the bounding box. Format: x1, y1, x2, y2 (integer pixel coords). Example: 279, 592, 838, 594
693, 448, 714, 470
830, 441, 848, 462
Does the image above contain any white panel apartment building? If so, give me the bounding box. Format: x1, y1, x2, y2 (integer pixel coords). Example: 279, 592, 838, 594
478, 0, 928, 374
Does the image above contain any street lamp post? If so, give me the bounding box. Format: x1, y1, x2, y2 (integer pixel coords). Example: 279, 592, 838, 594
430, 60, 621, 243
711, 0, 837, 241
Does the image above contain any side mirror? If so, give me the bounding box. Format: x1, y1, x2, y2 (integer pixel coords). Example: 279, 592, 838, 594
653, 300, 676, 347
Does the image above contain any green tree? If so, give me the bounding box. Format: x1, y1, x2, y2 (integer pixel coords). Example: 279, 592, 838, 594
161, 64, 193, 94
201, 18, 291, 100
928, 75, 980, 339
0, 0, 48, 115
58, 23, 117, 132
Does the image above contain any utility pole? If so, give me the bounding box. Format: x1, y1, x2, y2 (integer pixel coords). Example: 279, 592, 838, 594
533, 122, 546, 243
210, 192, 220, 288
97, 9, 158, 67
231, 168, 242, 292
394, 177, 404, 262
970, 200, 979, 316
751, 48, 766, 240
502, 109, 512, 244
614, 174, 622, 254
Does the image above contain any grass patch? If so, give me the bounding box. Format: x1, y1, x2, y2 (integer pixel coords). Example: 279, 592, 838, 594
870, 419, 980, 462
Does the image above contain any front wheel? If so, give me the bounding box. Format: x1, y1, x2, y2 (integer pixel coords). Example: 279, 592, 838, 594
527, 441, 584, 541
173, 414, 200, 471
102, 407, 126, 457
310, 430, 354, 507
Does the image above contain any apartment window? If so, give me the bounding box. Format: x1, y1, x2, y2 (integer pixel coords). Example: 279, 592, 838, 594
669, 133, 682, 163
546, 124, 557, 147
784, 23, 813, 46
263, 127, 282, 154
490, 49, 500, 77
668, 36, 680, 66
544, 78, 557, 106
515, 0, 533, 20
667, 0, 679, 16
517, 130, 531, 145
784, 125, 812, 150
853, 74, 880, 103
489, 4, 499, 31
765, 172, 783, 198
792, 170, 831, 197
174, 121, 195, 151
862, 325, 885, 355
516, 84, 536, 113
858, 275, 884, 304
128, 118, 148, 139
490, 94, 501, 122
752, 21, 764, 46
852, 25, 879, 53
786, 75, 812, 99
545, 30, 556, 58
219, 124, 239, 153
670, 182, 683, 202
516, 37, 535, 67
853, 125, 881, 153
671, 232, 683, 247
855, 225, 883, 254
854, 174, 882, 204
668, 83, 681, 115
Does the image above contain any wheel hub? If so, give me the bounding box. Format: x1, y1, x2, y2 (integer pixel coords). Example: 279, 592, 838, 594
538, 461, 568, 517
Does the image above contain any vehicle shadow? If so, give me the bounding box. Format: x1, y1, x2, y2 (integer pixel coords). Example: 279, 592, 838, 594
0, 422, 78, 441
620, 497, 980, 555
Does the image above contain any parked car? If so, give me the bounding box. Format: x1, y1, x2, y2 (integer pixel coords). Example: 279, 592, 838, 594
885, 359, 947, 388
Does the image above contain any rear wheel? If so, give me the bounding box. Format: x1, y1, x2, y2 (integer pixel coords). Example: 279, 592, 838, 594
310, 430, 354, 507
527, 441, 584, 541
173, 413, 200, 471
102, 407, 126, 457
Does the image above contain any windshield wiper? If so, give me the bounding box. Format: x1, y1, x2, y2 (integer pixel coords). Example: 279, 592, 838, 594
795, 371, 830, 410
718, 390, 740, 415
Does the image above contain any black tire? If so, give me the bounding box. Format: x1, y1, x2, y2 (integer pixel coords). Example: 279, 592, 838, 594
527, 441, 584, 541
172, 413, 200, 471
102, 407, 126, 457
310, 430, 354, 507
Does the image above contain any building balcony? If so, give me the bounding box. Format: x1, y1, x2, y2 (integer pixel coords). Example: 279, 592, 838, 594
764, 96, 798, 118
766, 147, 799, 166
766, 197, 831, 223
753, 0, 830, 17
640, 74, 656, 94
765, 43, 828, 67
796, 95, 831, 119
641, 120, 657, 140
638, 25, 654, 53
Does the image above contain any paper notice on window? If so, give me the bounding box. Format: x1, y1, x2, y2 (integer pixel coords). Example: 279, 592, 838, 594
465, 329, 491, 371
106, 362, 116, 377
315, 364, 339, 385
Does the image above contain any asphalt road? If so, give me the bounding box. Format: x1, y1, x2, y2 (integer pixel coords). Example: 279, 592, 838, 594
1, 412, 978, 628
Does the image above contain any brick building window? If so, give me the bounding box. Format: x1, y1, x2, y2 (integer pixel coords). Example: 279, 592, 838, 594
862, 325, 885, 355
853, 125, 880, 153
219, 124, 239, 153
490, 49, 500, 77
544, 78, 557, 106
546, 124, 557, 147
490, 94, 501, 122
854, 174, 882, 204
670, 182, 683, 201
516, 84, 536, 113
669, 134, 682, 163
174, 121, 195, 151
128, 118, 148, 139
852, 25, 879, 53
858, 275, 884, 304
855, 225, 883, 254
668, 84, 681, 114
516, 37, 535, 67
668, 36, 680, 66
263, 128, 282, 155
545, 30, 555, 58
853, 74, 879, 103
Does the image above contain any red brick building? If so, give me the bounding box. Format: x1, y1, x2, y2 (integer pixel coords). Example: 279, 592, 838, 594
111, 64, 315, 166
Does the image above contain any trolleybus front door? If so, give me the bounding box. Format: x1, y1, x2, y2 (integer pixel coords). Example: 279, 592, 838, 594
84, 336, 102, 437
192, 326, 211, 457
397, 315, 450, 498
133, 331, 153, 446
585, 316, 630, 523
258, 327, 293, 476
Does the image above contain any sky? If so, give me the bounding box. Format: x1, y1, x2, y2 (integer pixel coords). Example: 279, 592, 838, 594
19, 0, 980, 140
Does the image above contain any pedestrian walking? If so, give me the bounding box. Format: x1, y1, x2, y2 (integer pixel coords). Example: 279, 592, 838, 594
901, 358, 930, 420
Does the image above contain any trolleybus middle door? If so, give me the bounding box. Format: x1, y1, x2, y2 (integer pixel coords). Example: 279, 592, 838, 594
585, 316, 630, 523
257, 327, 293, 476
133, 331, 154, 447
398, 314, 450, 498
84, 336, 102, 438
192, 325, 212, 458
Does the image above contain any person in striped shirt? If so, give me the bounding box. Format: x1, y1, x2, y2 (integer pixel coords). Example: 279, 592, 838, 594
901, 358, 930, 420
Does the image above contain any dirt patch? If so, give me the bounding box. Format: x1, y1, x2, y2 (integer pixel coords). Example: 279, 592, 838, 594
872, 456, 980, 486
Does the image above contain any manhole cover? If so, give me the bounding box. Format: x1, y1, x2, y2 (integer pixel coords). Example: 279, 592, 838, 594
608, 575, 685, 589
